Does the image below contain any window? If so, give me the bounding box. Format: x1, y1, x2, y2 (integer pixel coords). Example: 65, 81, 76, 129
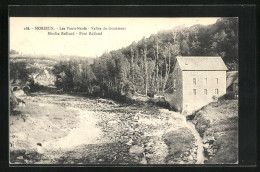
204, 89, 207, 95
173, 79, 176, 88
193, 89, 196, 95
193, 78, 196, 85
216, 78, 219, 84
204, 78, 207, 84
215, 89, 219, 95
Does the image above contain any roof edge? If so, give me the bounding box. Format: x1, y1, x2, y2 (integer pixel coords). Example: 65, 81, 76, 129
176, 56, 222, 58
182, 69, 228, 71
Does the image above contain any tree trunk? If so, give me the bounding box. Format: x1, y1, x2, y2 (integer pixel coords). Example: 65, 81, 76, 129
143, 48, 148, 96
130, 47, 134, 83
159, 73, 163, 92
168, 48, 171, 73
155, 42, 159, 93
162, 45, 172, 92
162, 53, 168, 92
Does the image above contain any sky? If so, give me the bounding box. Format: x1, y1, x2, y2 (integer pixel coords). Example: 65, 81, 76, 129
10, 17, 220, 58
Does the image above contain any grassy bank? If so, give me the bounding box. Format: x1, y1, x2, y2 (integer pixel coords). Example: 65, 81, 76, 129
163, 127, 196, 164
191, 99, 238, 164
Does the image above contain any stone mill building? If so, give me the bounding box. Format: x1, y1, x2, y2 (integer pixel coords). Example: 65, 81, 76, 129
164, 56, 228, 113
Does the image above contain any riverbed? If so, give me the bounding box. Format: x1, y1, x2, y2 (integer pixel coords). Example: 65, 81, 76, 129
10, 92, 206, 164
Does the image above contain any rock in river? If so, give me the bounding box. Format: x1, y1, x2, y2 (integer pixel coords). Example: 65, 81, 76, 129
129, 145, 144, 156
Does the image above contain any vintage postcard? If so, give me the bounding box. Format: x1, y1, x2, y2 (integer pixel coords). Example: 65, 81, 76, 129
9, 17, 238, 165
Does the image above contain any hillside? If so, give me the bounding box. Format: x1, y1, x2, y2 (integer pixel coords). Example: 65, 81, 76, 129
44, 18, 238, 100
10, 54, 95, 65
190, 99, 238, 164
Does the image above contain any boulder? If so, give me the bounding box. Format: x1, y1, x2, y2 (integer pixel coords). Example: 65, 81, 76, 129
183, 151, 190, 157
129, 145, 144, 156
204, 143, 210, 149
188, 155, 193, 161
17, 156, 23, 160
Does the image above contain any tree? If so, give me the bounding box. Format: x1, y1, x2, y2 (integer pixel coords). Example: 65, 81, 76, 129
77, 61, 96, 93
51, 17, 238, 100
130, 47, 134, 83
141, 40, 148, 96
10, 49, 19, 54
211, 18, 238, 70
10, 62, 30, 84
154, 38, 160, 93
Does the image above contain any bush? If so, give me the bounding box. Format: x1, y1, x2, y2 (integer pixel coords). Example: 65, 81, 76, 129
92, 85, 100, 94
147, 92, 155, 98
23, 86, 30, 95
10, 91, 18, 112
219, 92, 235, 100
147, 98, 171, 110
123, 81, 135, 98
28, 81, 41, 92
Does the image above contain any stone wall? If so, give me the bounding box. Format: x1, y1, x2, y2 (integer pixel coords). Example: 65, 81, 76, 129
182, 70, 226, 113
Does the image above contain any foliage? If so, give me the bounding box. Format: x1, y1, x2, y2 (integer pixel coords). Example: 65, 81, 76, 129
52, 60, 96, 93
9, 62, 30, 84
10, 49, 19, 54
51, 18, 238, 100
9, 90, 18, 111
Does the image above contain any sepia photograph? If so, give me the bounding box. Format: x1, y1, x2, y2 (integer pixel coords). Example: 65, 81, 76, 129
9, 17, 239, 165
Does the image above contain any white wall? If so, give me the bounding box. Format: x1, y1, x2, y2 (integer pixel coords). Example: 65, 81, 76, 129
182, 70, 226, 113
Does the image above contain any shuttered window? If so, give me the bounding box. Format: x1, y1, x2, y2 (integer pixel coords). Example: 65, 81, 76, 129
193, 89, 196, 95
215, 89, 219, 95
204, 78, 207, 84
193, 78, 196, 85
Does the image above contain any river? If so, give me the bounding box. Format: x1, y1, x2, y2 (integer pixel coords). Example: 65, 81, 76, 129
186, 120, 207, 164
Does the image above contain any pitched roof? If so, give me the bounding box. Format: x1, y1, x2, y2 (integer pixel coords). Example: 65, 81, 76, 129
226, 71, 238, 88
176, 56, 228, 71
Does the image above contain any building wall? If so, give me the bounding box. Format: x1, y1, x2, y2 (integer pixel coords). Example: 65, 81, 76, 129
164, 62, 183, 111
182, 70, 226, 113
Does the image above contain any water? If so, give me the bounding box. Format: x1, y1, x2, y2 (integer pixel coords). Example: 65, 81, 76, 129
186, 121, 207, 164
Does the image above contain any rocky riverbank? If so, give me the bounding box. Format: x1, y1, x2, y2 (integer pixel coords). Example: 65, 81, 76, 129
10, 92, 203, 164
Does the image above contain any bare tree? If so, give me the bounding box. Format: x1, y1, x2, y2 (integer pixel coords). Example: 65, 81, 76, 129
143, 45, 148, 96
162, 43, 171, 92
130, 47, 134, 83
153, 38, 160, 93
